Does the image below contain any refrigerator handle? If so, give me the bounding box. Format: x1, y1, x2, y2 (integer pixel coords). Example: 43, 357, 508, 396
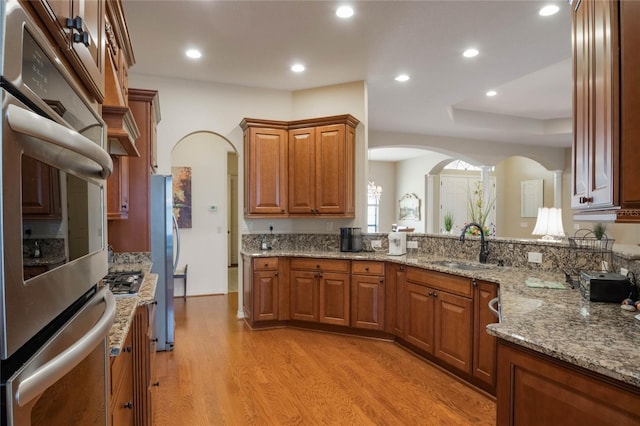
172, 214, 180, 274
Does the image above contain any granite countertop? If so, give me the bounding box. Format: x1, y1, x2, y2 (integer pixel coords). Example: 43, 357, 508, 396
242, 249, 640, 388
107, 263, 158, 356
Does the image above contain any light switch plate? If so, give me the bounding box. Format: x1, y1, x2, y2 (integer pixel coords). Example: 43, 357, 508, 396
371, 240, 382, 248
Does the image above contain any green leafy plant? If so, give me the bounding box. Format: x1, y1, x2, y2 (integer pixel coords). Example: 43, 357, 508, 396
443, 212, 454, 232
593, 223, 607, 240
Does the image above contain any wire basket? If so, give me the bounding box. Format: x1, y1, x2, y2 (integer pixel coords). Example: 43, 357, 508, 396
563, 229, 614, 289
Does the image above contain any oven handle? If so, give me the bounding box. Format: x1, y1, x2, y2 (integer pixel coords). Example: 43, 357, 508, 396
6, 103, 113, 179
15, 287, 116, 407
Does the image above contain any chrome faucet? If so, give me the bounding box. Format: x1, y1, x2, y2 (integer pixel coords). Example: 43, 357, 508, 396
459, 222, 489, 264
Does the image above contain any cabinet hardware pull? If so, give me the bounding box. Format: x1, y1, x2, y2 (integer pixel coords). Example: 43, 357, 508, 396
72, 32, 90, 47
65, 16, 83, 32
365, 267, 369, 271
379, 278, 384, 283
124, 346, 132, 353
153, 381, 160, 387
121, 204, 127, 209
152, 338, 158, 343
316, 265, 320, 269
428, 291, 433, 296
432, 291, 438, 297
274, 271, 278, 276
264, 263, 268, 267
124, 401, 133, 410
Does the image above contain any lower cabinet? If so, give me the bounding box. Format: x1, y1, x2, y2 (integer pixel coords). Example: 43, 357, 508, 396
405, 267, 473, 374
497, 340, 640, 425
473, 279, 498, 387
253, 258, 279, 321
385, 263, 406, 337
290, 258, 350, 326
110, 329, 134, 426
132, 303, 157, 426
350, 261, 385, 330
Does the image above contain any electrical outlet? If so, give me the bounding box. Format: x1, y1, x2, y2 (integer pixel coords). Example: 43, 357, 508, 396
268, 222, 274, 232
407, 241, 418, 249
520, 222, 528, 228
528, 252, 543, 263
371, 240, 382, 248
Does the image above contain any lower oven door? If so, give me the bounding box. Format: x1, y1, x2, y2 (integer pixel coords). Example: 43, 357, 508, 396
4, 287, 115, 426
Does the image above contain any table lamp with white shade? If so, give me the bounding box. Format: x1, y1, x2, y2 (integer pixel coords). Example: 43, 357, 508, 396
532, 207, 565, 242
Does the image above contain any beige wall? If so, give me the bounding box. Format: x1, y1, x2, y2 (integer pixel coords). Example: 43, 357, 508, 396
368, 161, 395, 232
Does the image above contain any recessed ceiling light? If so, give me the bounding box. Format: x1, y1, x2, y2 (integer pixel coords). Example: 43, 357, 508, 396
539, 5, 560, 16
291, 64, 305, 73
486, 90, 497, 97
463, 48, 479, 58
394, 74, 410, 82
185, 49, 202, 59
336, 6, 354, 19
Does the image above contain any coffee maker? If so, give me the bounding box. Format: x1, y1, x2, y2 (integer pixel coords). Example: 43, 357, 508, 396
340, 227, 363, 252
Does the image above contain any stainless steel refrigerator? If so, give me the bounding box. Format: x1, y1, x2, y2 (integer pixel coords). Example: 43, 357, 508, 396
150, 174, 178, 351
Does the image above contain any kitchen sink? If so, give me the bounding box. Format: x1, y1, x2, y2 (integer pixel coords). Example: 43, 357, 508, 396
430, 260, 493, 271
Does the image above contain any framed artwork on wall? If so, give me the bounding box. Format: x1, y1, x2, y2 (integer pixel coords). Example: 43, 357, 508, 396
399, 193, 421, 220
172, 166, 192, 228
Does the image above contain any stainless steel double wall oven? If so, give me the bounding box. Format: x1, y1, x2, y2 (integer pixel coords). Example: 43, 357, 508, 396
1, 2, 114, 425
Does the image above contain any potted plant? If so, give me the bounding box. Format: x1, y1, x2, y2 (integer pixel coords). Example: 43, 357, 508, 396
443, 212, 454, 234
593, 223, 607, 240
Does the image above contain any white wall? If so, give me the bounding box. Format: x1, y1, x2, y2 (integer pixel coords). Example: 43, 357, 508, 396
368, 161, 395, 232
394, 152, 452, 232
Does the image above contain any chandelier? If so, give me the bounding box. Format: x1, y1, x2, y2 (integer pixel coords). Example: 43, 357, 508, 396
368, 180, 383, 201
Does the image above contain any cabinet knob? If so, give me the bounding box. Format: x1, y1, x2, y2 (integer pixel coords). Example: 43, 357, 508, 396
264, 263, 269, 267
432, 291, 438, 297
124, 346, 132, 353
428, 291, 433, 296
152, 338, 158, 343
316, 265, 320, 269
379, 278, 384, 284
123, 401, 133, 410
121, 204, 127, 209
365, 267, 369, 271
153, 381, 160, 387
274, 271, 278, 276
473, 279, 477, 287
399, 266, 405, 272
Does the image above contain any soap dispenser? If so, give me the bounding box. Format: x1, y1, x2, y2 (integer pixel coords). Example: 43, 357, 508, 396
33, 241, 42, 258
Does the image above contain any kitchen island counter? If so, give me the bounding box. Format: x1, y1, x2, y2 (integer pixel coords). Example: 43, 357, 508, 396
242, 249, 640, 389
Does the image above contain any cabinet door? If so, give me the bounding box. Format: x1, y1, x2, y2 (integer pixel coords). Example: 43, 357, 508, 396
242, 257, 253, 322
288, 127, 316, 214
290, 271, 318, 322
246, 127, 288, 215
32, 0, 105, 102
107, 155, 129, 220
315, 124, 346, 214
405, 283, 435, 354
385, 264, 406, 336
351, 275, 385, 330
253, 270, 278, 321
434, 290, 473, 374
497, 341, 639, 426
473, 280, 498, 387
571, 0, 618, 210
22, 156, 62, 219
319, 272, 350, 326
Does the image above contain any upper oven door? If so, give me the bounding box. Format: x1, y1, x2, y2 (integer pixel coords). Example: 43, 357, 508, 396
0, 6, 112, 360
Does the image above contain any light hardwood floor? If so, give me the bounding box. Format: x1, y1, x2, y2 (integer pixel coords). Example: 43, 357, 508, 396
152, 294, 496, 425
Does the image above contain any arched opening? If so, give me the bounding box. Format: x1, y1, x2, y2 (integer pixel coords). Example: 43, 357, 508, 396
171, 131, 239, 297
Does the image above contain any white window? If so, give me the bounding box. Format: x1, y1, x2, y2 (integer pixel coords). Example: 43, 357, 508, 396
367, 181, 382, 232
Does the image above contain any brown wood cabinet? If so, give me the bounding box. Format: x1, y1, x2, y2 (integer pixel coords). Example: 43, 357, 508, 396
132, 303, 157, 426
107, 155, 129, 220
240, 115, 358, 218
290, 258, 350, 326
22, 156, 62, 219
252, 257, 279, 322
350, 261, 385, 330
405, 267, 473, 374
571, 0, 640, 220
385, 263, 406, 337
110, 329, 134, 426
243, 125, 288, 215
497, 339, 640, 425
472, 279, 497, 389
108, 89, 160, 252
27, 0, 105, 102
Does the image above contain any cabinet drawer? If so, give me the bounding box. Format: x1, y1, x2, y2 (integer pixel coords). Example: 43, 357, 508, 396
290, 258, 350, 273
110, 330, 133, 396
406, 267, 472, 298
253, 257, 279, 271
351, 261, 384, 276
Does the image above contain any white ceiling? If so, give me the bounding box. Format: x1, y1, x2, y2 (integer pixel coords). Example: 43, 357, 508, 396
122, 0, 573, 160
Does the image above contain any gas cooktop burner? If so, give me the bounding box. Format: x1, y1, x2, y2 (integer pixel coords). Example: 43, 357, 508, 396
103, 271, 144, 295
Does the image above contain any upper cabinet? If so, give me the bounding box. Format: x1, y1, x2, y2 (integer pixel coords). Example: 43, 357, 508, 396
571, 0, 640, 221
27, 0, 105, 103
241, 114, 359, 218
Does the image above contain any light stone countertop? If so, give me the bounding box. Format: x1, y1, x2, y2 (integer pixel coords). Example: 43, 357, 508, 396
242, 249, 640, 388
107, 263, 158, 356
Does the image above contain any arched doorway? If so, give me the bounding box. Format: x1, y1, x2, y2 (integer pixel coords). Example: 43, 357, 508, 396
171, 131, 239, 296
